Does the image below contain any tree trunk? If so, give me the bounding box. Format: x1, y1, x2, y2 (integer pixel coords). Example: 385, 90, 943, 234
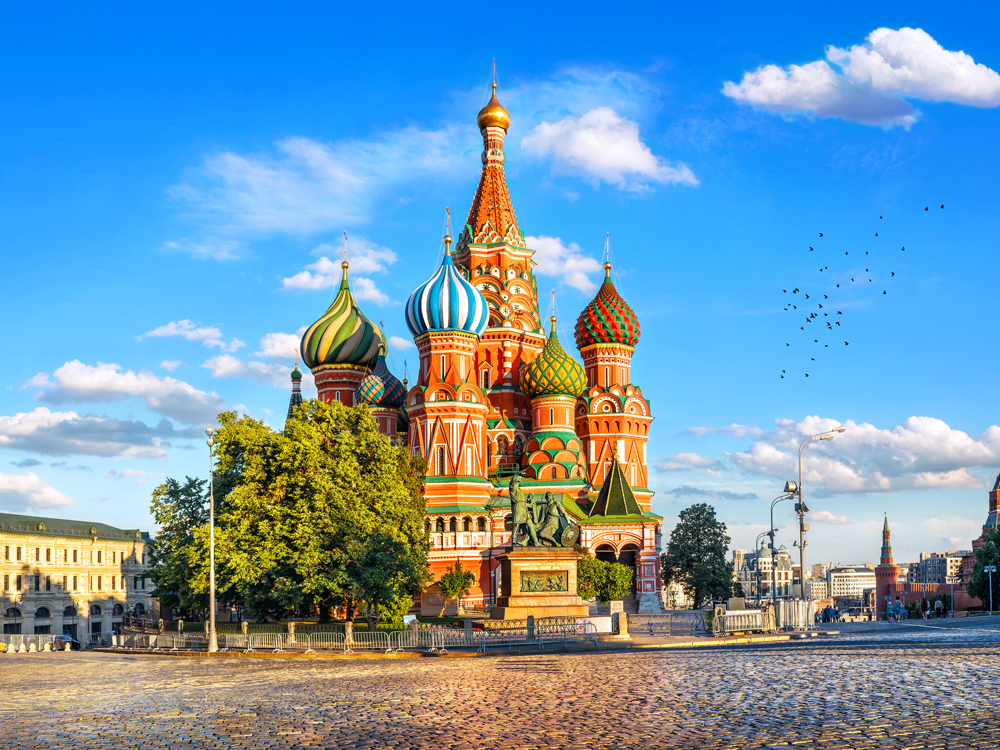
438, 598, 450, 618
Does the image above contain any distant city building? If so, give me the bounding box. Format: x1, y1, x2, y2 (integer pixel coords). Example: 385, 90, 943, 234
829, 565, 877, 600
731, 549, 746, 581
736, 540, 795, 599
1, 512, 152, 637
805, 577, 829, 600
810, 563, 829, 579
663, 581, 693, 610
911, 551, 970, 585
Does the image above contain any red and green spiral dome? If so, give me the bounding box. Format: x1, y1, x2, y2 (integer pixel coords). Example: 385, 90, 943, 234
575, 263, 640, 349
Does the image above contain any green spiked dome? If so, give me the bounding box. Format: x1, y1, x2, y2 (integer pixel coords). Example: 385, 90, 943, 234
301, 261, 382, 371
522, 316, 587, 399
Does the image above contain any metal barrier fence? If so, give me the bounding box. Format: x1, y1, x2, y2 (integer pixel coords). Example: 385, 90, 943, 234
629, 611, 709, 636
775, 600, 816, 631
712, 610, 777, 636
343, 631, 391, 654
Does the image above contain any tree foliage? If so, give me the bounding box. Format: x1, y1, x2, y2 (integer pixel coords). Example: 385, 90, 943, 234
149, 400, 430, 622
661, 502, 733, 608
968, 530, 1000, 608
436, 562, 476, 617
147, 477, 210, 617
577, 556, 633, 603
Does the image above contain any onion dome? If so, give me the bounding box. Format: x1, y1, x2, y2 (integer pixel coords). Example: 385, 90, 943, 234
356, 349, 405, 410
301, 261, 382, 370
522, 316, 587, 399
291, 363, 303, 382
477, 82, 510, 131
575, 262, 640, 349
405, 233, 489, 338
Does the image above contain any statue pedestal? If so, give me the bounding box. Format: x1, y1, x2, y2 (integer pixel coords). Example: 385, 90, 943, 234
491, 547, 590, 620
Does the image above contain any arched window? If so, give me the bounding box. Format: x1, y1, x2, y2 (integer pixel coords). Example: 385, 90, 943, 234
513, 436, 523, 457
604, 367, 609, 387
503, 513, 513, 532
549, 407, 554, 425
335, 391, 341, 402
133, 603, 145, 614
439, 355, 445, 376
424, 519, 431, 534
435, 518, 445, 533
594, 545, 617, 564
620, 367, 626, 384
497, 436, 509, 456
438, 446, 446, 475
90, 605, 102, 616
63, 606, 77, 618
112, 604, 124, 616
449, 517, 458, 533
482, 370, 491, 390
462, 517, 471, 532
34, 607, 51, 619
4, 607, 20, 618
477, 517, 487, 532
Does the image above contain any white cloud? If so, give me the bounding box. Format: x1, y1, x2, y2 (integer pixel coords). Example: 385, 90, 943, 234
139, 320, 244, 352
0, 471, 73, 511
282, 241, 397, 305
522, 107, 698, 190
684, 423, 764, 438
664, 485, 759, 501
729, 415, 1000, 494
104, 468, 163, 479
723, 27, 1000, 127
26, 361, 225, 426
254, 329, 307, 360
655, 452, 727, 475
388, 335, 414, 351
524, 235, 602, 293
160, 360, 182, 371
0, 406, 192, 458
202, 355, 288, 386
161, 237, 244, 261
168, 129, 474, 246
807, 509, 850, 525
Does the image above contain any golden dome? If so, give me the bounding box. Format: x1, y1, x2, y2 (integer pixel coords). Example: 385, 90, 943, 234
477, 82, 510, 131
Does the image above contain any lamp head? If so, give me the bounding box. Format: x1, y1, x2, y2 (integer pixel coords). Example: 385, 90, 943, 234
783, 480, 798, 494
205, 428, 214, 437
207, 438, 214, 448
833, 426, 846, 433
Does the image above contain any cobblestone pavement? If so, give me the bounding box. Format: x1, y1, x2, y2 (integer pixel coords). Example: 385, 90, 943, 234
4, 624, 1000, 750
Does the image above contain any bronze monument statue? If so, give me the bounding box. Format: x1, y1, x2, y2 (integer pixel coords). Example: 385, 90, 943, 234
508, 472, 579, 548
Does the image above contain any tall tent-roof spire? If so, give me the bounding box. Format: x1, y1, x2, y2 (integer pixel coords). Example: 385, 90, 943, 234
590, 446, 643, 517
458, 65, 523, 251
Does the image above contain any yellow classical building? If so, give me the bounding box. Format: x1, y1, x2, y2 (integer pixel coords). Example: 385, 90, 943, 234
1, 512, 152, 638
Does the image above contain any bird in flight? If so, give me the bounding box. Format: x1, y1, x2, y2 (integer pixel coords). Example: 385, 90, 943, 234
865, 251, 868, 255
845, 342, 849, 346
837, 311, 842, 315
883, 290, 886, 295
824, 295, 828, 299
925, 207, 929, 211
940, 204, 944, 209
806, 373, 810, 377
811, 358, 815, 361
819, 233, 824, 237
875, 232, 878, 237
880, 215, 883, 219
891, 272, 895, 277
901, 246, 905, 251
809, 247, 814, 251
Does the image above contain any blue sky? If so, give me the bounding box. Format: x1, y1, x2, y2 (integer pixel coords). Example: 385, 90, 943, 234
2, 2, 998, 568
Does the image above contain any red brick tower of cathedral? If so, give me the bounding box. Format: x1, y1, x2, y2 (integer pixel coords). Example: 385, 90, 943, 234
401, 77, 663, 615
874, 513, 899, 618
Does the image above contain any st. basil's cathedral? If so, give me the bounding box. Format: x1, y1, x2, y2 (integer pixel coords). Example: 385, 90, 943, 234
294, 82, 664, 615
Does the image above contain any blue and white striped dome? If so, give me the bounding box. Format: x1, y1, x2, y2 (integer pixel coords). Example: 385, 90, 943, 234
405, 252, 490, 337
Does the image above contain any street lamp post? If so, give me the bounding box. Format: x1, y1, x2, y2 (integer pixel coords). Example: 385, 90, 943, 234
754, 530, 773, 604
206, 428, 218, 653
985, 565, 996, 616
770, 494, 794, 611
787, 427, 846, 600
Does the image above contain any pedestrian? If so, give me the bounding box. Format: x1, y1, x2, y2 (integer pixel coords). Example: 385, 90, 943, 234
935, 599, 943, 618
894, 598, 902, 622
921, 598, 929, 620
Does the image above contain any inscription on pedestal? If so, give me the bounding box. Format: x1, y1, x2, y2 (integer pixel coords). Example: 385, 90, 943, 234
520, 571, 569, 592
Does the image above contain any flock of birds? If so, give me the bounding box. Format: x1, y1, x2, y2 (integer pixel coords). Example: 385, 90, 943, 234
781, 204, 944, 379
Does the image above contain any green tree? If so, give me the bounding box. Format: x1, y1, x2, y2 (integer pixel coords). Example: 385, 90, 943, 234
151, 400, 430, 622
436, 561, 476, 617
576, 556, 633, 603
967, 530, 1000, 609
661, 503, 733, 608
147, 477, 210, 618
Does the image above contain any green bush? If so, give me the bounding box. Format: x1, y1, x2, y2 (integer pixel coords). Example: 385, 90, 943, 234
577, 556, 633, 604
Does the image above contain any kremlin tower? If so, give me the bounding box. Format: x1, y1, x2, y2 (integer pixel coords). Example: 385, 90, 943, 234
874, 513, 899, 619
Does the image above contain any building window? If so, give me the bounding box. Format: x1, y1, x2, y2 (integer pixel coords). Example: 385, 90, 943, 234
435, 519, 444, 533
549, 407, 554, 425
16, 547, 21, 562
73, 576, 78, 591
46, 548, 51, 563
34, 575, 40, 590
111, 576, 116, 590
477, 517, 487, 532
621, 367, 625, 384
97, 576, 102, 591
3, 546, 7, 561
97, 551, 102, 564
3, 575, 7, 591
462, 517, 471, 532
604, 367, 609, 387
482, 370, 491, 390
449, 517, 457, 533
438, 446, 446, 475
73, 550, 78, 564
35, 547, 40, 562
16, 575, 21, 591
62, 576, 67, 591
439, 355, 445, 376
133, 576, 139, 590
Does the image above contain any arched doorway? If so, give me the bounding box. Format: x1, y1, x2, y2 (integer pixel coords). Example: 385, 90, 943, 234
62, 606, 78, 638
619, 543, 640, 596
594, 544, 617, 565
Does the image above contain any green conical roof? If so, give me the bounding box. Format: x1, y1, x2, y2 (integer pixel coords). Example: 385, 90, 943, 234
590, 451, 642, 517
522, 316, 587, 400
301, 261, 381, 371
